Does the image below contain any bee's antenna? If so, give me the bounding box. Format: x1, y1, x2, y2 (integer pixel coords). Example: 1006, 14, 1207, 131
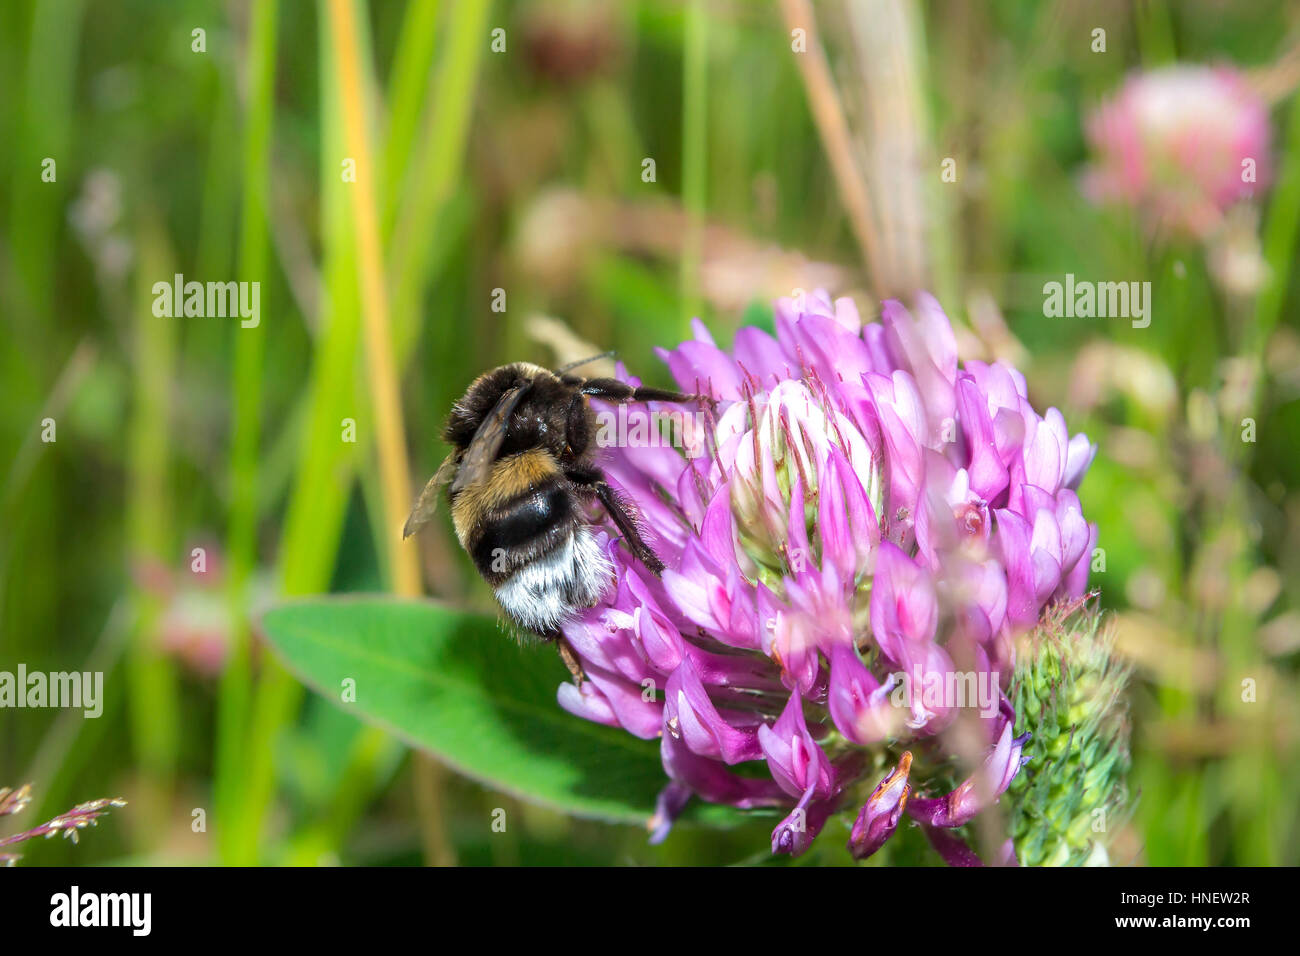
554, 351, 617, 375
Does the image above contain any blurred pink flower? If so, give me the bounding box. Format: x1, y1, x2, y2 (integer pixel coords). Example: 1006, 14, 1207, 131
136, 543, 267, 679
1084, 65, 1272, 237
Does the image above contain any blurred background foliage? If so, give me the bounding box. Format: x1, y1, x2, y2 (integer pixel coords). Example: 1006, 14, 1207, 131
1, 0, 1298, 865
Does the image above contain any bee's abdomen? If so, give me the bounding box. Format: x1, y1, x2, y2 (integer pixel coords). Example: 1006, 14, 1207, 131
492, 525, 614, 634
468, 479, 575, 584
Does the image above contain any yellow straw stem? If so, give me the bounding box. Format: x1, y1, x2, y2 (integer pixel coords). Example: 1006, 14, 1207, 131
327, 0, 421, 597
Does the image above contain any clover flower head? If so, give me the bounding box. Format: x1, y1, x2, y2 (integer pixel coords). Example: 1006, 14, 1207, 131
559, 290, 1098, 862
1084, 65, 1272, 237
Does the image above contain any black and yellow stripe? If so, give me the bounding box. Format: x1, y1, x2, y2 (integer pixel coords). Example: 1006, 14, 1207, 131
449, 448, 578, 586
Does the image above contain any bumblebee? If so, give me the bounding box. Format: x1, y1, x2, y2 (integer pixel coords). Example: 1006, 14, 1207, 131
404, 358, 701, 648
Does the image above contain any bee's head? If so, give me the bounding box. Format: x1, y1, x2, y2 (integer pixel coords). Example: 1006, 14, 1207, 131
443, 363, 548, 450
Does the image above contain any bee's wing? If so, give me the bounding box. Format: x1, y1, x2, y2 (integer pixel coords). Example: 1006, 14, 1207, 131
447, 383, 530, 497
402, 453, 457, 539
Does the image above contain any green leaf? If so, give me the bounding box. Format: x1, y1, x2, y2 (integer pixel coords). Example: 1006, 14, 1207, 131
260, 596, 676, 825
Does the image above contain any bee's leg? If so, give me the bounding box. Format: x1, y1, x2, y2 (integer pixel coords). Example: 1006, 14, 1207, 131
562, 375, 704, 406
567, 466, 666, 576
558, 636, 587, 685
542, 628, 587, 685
